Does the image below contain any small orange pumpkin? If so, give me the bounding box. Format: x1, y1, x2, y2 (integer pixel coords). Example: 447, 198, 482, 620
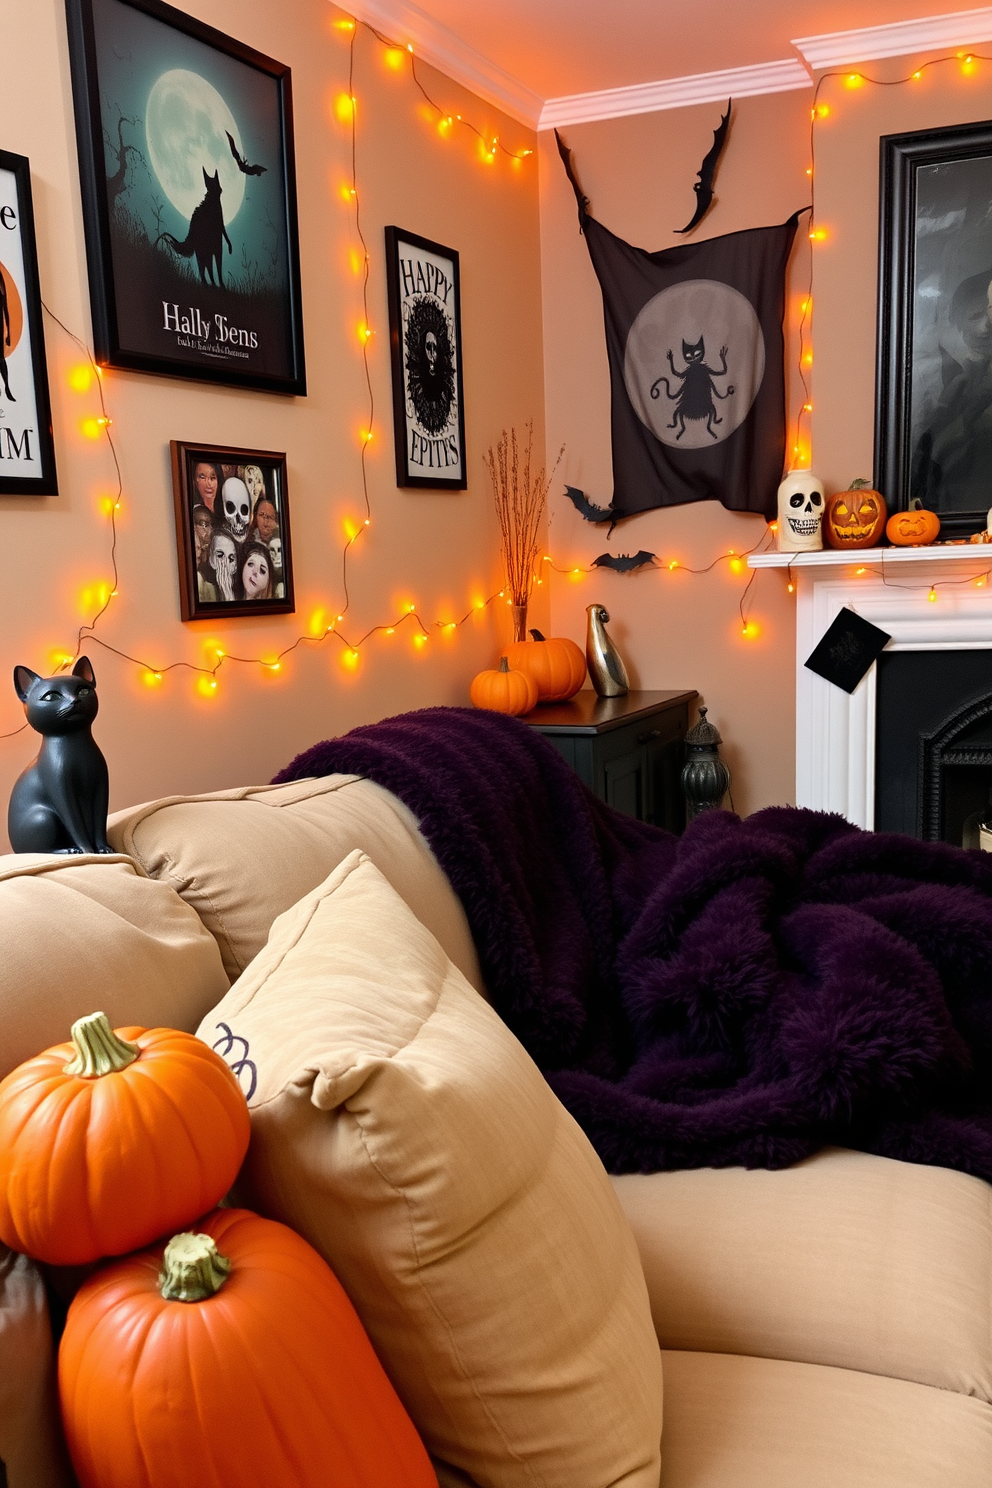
502, 629, 586, 702
469, 656, 538, 716
886, 500, 940, 547
59, 1209, 437, 1488
824, 479, 887, 549
0, 1013, 250, 1266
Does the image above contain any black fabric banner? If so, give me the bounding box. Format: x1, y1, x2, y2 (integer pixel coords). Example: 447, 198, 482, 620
573, 199, 801, 523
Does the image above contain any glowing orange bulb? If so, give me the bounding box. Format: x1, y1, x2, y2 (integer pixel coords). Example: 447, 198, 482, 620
69, 365, 93, 392
977, 579, 986, 588
81, 417, 103, 440
730, 557, 744, 575
386, 627, 395, 635
342, 649, 360, 672
197, 676, 218, 698
333, 18, 355, 30
856, 567, 867, 575
928, 588, 938, 602
384, 47, 405, 70
334, 94, 355, 124
769, 521, 779, 533
741, 621, 760, 640
668, 560, 679, 571
267, 662, 281, 672
143, 671, 163, 688
787, 582, 795, 594
845, 73, 862, 88
804, 403, 813, 412
912, 70, 922, 80
363, 429, 373, 443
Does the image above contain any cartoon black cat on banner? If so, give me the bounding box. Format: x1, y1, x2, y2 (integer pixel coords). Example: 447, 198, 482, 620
556, 132, 802, 523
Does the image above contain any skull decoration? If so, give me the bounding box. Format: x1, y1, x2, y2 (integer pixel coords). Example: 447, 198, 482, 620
221, 478, 251, 542
776, 470, 824, 552
267, 535, 283, 574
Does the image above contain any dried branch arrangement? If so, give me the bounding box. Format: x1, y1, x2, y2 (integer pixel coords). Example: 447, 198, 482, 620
486, 424, 563, 624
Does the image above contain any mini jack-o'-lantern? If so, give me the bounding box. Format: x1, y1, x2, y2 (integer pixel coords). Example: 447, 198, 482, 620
824, 479, 887, 549
776, 470, 824, 552
885, 500, 940, 547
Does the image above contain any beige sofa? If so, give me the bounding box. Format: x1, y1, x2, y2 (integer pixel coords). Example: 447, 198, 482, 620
2, 773, 991, 1487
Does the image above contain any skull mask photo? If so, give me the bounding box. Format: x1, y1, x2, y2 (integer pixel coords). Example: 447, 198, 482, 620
221, 477, 251, 542
776, 470, 825, 552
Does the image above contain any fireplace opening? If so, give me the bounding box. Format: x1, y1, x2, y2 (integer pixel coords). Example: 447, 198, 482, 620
875, 650, 992, 843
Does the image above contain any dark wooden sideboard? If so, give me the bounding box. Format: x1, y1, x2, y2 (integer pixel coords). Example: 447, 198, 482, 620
522, 689, 698, 831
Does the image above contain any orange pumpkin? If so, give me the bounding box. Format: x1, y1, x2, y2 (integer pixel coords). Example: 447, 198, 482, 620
469, 656, 539, 716
824, 479, 887, 549
886, 502, 940, 547
502, 629, 586, 702
59, 1208, 437, 1488
0, 1013, 250, 1266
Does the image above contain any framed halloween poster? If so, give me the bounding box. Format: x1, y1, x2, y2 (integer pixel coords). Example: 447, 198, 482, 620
65, 0, 306, 394
170, 440, 294, 619
0, 151, 58, 495
385, 226, 466, 489
875, 120, 992, 536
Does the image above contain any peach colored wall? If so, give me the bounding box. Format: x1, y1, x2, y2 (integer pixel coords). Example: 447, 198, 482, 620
0, 0, 544, 847
539, 93, 812, 817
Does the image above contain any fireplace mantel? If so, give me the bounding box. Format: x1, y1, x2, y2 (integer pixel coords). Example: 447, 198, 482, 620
748, 545, 992, 827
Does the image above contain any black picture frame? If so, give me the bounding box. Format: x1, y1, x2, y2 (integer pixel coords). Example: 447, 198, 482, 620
385, 225, 466, 489
65, 0, 306, 395
0, 151, 58, 496
875, 121, 992, 536
170, 440, 294, 619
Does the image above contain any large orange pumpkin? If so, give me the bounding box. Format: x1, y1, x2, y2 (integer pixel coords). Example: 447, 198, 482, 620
58, 1208, 437, 1488
469, 656, 539, 716
502, 629, 586, 702
886, 501, 940, 547
824, 479, 887, 549
0, 1013, 249, 1265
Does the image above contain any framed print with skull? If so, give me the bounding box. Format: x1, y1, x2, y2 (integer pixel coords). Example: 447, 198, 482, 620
384, 226, 466, 490
170, 440, 293, 619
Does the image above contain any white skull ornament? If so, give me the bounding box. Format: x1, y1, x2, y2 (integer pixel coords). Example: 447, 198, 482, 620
267, 535, 283, 574
776, 470, 824, 552
221, 478, 251, 542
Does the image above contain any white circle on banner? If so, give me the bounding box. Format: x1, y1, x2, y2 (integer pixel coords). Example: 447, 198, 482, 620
623, 280, 765, 449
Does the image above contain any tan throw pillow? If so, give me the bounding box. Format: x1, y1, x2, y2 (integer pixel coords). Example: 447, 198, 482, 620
109, 775, 482, 991
0, 854, 229, 1080
0, 1245, 75, 1488
198, 852, 663, 1488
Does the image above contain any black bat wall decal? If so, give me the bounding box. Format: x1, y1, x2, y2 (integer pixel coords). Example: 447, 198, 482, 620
675, 99, 732, 236
565, 485, 613, 523
592, 551, 656, 572
226, 132, 267, 177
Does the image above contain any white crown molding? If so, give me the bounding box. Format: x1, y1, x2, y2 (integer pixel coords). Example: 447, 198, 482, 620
539, 59, 811, 131
332, 0, 543, 128
793, 7, 992, 69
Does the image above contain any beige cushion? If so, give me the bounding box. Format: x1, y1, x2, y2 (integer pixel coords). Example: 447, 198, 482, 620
0, 1245, 75, 1487
0, 854, 229, 1079
612, 1148, 992, 1402
110, 775, 481, 991
199, 851, 663, 1488
657, 1350, 992, 1488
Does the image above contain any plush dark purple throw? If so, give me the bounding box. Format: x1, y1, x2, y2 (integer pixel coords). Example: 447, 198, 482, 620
275, 707, 992, 1180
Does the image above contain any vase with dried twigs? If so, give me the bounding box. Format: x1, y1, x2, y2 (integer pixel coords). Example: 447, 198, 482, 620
486, 423, 563, 643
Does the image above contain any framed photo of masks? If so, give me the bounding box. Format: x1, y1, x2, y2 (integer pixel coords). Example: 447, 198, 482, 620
170, 440, 294, 619
0, 150, 58, 495
384, 226, 466, 489
65, 0, 306, 395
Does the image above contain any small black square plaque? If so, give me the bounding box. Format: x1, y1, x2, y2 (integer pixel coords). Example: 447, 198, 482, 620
804, 608, 891, 694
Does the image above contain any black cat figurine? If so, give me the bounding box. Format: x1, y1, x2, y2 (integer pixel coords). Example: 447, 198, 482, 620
7, 657, 113, 855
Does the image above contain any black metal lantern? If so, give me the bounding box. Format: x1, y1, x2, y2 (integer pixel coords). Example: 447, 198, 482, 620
681, 707, 730, 819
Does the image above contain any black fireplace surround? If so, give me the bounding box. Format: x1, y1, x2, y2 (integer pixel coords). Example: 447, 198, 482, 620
875, 650, 992, 844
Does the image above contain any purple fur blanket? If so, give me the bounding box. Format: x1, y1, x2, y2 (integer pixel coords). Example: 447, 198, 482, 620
275, 707, 992, 1179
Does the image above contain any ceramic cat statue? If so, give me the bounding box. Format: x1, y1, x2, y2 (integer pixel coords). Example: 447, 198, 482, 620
7, 658, 113, 855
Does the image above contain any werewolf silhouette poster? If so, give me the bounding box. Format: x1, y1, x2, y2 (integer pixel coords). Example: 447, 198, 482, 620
0, 152, 58, 495
384, 227, 466, 489
66, 0, 305, 394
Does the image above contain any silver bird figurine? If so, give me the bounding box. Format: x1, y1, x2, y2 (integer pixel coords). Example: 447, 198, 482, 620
585, 604, 629, 697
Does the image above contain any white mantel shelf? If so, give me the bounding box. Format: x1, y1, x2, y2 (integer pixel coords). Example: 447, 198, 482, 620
750, 541, 992, 830
748, 545, 992, 569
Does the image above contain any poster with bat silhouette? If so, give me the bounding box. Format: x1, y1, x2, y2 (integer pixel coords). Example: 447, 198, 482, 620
65, 0, 305, 395
0, 151, 58, 495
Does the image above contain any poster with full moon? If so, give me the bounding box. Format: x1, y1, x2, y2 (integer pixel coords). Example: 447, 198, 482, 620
66, 0, 306, 394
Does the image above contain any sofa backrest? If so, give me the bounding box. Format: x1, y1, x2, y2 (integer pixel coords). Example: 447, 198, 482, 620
108, 774, 483, 993
0, 853, 229, 1080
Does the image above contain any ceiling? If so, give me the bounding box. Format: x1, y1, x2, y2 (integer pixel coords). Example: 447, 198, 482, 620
345, 1, 992, 125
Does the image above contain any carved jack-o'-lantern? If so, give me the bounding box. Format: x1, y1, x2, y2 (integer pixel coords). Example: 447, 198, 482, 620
885, 501, 940, 547
824, 479, 887, 549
